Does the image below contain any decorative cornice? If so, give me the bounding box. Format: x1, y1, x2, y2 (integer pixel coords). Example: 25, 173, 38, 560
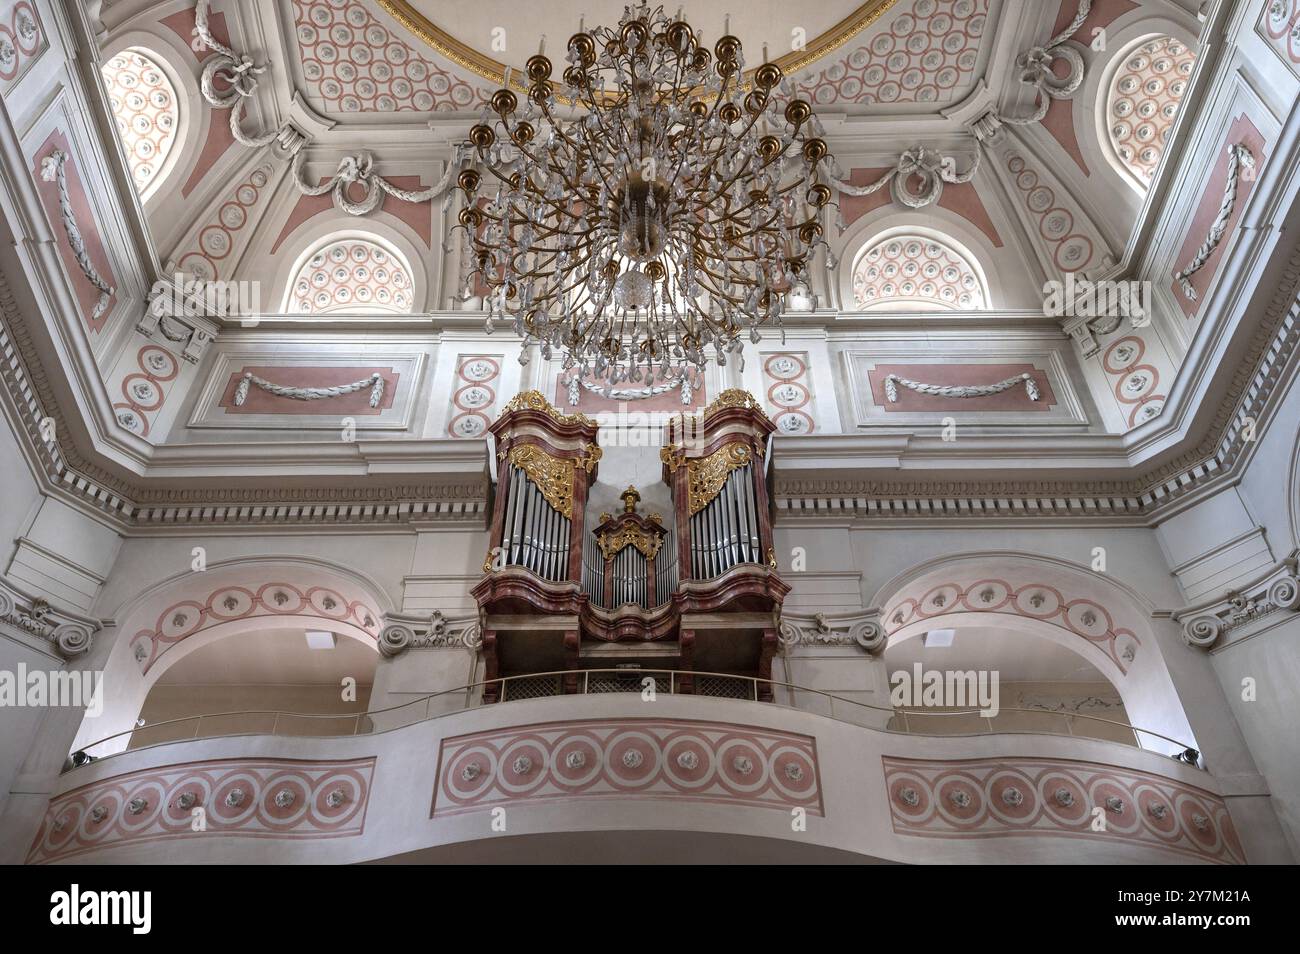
773, 262, 1300, 519
0, 270, 490, 526
4, 246, 1299, 527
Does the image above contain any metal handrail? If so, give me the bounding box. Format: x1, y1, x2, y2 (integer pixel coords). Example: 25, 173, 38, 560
69, 667, 1200, 768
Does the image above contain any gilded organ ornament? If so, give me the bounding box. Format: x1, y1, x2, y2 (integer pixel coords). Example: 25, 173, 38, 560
508, 444, 576, 518
597, 523, 664, 561
687, 442, 752, 516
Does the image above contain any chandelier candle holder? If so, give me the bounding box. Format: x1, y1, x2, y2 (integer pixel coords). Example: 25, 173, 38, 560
454, 3, 836, 380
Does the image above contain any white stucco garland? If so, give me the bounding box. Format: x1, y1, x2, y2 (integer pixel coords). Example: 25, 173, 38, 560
827, 146, 980, 210
1000, 0, 1093, 127
565, 371, 694, 406
288, 149, 467, 217
233, 371, 385, 407
884, 372, 1040, 403
1173, 143, 1257, 302
38, 150, 115, 323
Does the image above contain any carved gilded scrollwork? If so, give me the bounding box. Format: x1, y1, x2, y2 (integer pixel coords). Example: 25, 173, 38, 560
575, 442, 602, 474
702, 388, 771, 423
661, 443, 686, 474
598, 524, 664, 560
508, 445, 576, 517
497, 389, 596, 428
687, 442, 752, 515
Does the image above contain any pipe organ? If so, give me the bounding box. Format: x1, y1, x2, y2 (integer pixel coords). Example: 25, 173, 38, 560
473, 389, 787, 701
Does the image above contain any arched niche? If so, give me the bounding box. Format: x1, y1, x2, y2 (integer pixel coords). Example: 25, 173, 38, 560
1080, 14, 1201, 197
99, 28, 203, 211
71, 558, 390, 759
834, 210, 1012, 311
283, 235, 417, 315
871, 552, 1198, 758
850, 229, 989, 311
263, 217, 430, 316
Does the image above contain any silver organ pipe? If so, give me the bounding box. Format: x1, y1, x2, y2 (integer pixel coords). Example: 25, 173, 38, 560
655, 527, 677, 606
578, 531, 677, 611
611, 548, 649, 608
689, 461, 759, 580
497, 466, 570, 583
582, 534, 604, 608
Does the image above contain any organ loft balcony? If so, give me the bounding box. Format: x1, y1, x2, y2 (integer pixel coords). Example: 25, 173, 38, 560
471, 389, 790, 703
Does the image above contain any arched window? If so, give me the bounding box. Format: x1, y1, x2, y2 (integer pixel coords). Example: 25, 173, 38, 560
288, 238, 415, 315
1105, 36, 1196, 188
852, 233, 987, 311
102, 49, 180, 196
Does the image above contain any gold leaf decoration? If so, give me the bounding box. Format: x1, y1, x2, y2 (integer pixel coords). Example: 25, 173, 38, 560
508, 444, 576, 517
497, 390, 596, 428
702, 388, 771, 424
597, 523, 664, 560
661, 443, 685, 474
687, 442, 752, 515
575, 443, 602, 474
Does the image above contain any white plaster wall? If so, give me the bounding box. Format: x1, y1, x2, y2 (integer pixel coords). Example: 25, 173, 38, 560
1206, 615, 1300, 861
0, 412, 42, 565
6, 498, 121, 612
0, 634, 61, 822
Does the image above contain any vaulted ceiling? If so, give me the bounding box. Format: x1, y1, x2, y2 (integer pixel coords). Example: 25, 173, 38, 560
6, 0, 1295, 529
97, 0, 1205, 322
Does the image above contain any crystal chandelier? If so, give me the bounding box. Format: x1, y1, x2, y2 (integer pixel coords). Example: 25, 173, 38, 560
454, 4, 835, 381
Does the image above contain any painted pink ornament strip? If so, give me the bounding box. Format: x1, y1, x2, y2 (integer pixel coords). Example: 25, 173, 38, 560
1257, 0, 1300, 75
129, 582, 381, 673
28, 757, 375, 864
432, 718, 823, 817
882, 756, 1244, 864
0, 0, 45, 88
113, 345, 180, 438
763, 353, 815, 435
446, 355, 501, 438
883, 579, 1138, 672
